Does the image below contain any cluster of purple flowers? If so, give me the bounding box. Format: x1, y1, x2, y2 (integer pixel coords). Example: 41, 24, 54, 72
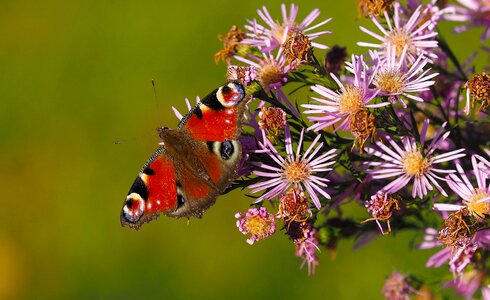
179, 0, 490, 297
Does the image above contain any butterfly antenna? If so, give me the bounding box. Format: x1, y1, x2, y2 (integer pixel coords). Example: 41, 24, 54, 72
152, 79, 164, 127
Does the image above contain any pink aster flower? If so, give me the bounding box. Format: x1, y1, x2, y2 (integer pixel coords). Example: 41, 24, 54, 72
358, 2, 439, 64
248, 125, 336, 209
381, 272, 413, 300
449, 238, 478, 277
482, 285, 490, 300
242, 3, 332, 51
302, 54, 389, 132
227, 65, 257, 86
365, 120, 466, 198
476, 154, 490, 176
235, 207, 276, 245
422, 226, 490, 278
294, 223, 320, 275
370, 44, 438, 107
445, 0, 490, 40
433, 155, 490, 220
447, 270, 485, 298
171, 96, 200, 121
403, 0, 454, 33
234, 48, 299, 116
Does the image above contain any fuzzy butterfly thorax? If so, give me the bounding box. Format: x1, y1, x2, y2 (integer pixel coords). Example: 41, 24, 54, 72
121, 82, 247, 230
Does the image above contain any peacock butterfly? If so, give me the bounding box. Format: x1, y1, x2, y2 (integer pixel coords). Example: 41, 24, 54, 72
121, 82, 248, 230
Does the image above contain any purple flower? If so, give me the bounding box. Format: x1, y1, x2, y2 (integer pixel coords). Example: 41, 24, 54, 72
482, 285, 490, 300
433, 155, 490, 220
171, 96, 200, 121
248, 124, 336, 209
422, 225, 490, 278
358, 2, 439, 64
365, 120, 466, 198
235, 207, 276, 245
381, 272, 412, 300
302, 54, 388, 132
242, 4, 332, 51
445, 0, 490, 40
446, 270, 485, 298
294, 223, 320, 275
234, 48, 299, 116
370, 44, 438, 107
227, 65, 257, 86
449, 238, 478, 277
403, 0, 454, 33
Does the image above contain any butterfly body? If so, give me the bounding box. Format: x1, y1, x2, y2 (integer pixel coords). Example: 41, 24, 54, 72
121, 82, 247, 230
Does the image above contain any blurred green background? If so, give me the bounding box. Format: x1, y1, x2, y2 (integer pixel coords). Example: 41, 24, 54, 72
0, 0, 485, 299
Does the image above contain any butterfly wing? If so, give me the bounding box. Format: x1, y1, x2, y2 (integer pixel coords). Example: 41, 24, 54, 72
178, 81, 247, 141
121, 131, 243, 229
121, 148, 179, 229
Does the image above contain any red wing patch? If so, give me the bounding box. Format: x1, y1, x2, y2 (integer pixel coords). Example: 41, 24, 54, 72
144, 155, 178, 214
200, 151, 222, 184
180, 175, 212, 200
183, 106, 239, 141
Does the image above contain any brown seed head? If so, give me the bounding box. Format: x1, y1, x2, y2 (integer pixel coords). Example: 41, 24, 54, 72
358, 0, 395, 18
348, 109, 376, 152
282, 29, 313, 68
466, 72, 490, 112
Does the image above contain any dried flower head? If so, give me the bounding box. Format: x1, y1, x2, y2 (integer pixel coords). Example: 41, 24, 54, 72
278, 188, 312, 226
235, 207, 276, 245
282, 29, 313, 67
358, 0, 395, 18
438, 208, 473, 247
464, 72, 490, 114
258, 106, 287, 140
348, 108, 376, 152
325, 45, 347, 75
215, 26, 247, 64
363, 191, 401, 234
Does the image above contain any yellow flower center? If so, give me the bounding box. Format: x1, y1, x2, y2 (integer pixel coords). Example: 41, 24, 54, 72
283, 161, 310, 184
245, 216, 272, 237
386, 28, 412, 58
467, 188, 490, 218
374, 69, 406, 94
339, 86, 364, 114
402, 150, 430, 177
259, 60, 283, 91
